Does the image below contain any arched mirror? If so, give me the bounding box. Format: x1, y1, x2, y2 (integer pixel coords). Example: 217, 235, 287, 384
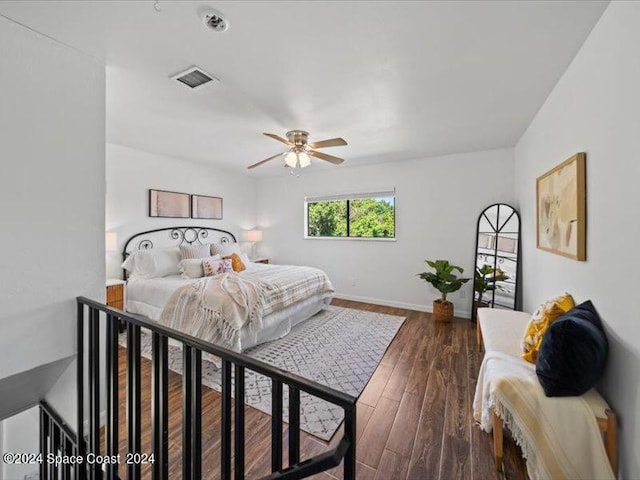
471, 203, 521, 321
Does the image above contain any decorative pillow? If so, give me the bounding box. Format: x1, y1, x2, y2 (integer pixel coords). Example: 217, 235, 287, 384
179, 254, 220, 279
521, 293, 574, 363
121, 248, 181, 278
224, 253, 246, 272
536, 301, 608, 396
202, 258, 233, 277
180, 243, 211, 260
211, 242, 242, 257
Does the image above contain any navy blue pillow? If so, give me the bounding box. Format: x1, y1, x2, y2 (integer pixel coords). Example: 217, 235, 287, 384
536, 301, 608, 397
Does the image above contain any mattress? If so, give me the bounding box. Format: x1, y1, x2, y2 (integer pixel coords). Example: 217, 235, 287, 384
126, 265, 332, 351
126, 274, 194, 320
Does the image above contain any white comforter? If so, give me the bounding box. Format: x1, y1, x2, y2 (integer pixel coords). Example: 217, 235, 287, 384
158, 264, 334, 351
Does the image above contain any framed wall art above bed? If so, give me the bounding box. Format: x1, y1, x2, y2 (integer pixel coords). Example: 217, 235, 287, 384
149, 189, 190, 218
191, 194, 223, 219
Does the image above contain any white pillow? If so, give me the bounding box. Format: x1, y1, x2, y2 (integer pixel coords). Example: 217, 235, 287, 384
179, 254, 220, 279
122, 251, 154, 277
212, 242, 242, 257
152, 248, 182, 277
239, 253, 252, 268
121, 248, 181, 278
180, 243, 211, 260
121, 253, 138, 275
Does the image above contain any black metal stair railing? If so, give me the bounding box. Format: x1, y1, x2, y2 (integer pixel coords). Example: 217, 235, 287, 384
60, 296, 357, 480
39, 400, 79, 480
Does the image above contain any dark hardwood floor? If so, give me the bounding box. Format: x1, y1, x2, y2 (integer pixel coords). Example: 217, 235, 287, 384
112, 299, 528, 479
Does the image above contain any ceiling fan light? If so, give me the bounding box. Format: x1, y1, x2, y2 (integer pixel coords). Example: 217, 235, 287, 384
298, 152, 312, 168
284, 151, 298, 168
251, 130, 346, 171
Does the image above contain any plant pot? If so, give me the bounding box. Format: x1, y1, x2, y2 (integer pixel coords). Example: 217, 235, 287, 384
433, 300, 454, 322
473, 300, 490, 321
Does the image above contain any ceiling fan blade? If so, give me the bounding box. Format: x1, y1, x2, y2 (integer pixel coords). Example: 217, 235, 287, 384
309, 150, 344, 165
263, 132, 293, 146
247, 153, 282, 170
309, 137, 348, 149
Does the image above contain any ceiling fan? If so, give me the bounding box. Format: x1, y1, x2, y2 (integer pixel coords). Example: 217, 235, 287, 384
247, 130, 347, 170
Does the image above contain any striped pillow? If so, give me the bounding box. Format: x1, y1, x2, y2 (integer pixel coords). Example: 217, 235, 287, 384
180, 243, 211, 260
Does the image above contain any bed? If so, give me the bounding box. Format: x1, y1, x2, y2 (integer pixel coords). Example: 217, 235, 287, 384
122, 226, 334, 351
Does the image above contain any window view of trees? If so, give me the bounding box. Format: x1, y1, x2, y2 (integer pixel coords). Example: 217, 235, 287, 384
308, 200, 347, 237
307, 196, 395, 238
349, 197, 395, 237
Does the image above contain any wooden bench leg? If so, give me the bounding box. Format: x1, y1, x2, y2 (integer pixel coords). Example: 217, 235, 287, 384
605, 409, 618, 476
493, 410, 503, 472
598, 408, 619, 476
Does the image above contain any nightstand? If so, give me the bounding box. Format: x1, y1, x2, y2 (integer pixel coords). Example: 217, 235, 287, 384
106, 279, 125, 310
253, 258, 269, 264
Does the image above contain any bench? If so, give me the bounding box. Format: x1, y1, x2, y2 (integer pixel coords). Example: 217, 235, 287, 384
476, 307, 618, 477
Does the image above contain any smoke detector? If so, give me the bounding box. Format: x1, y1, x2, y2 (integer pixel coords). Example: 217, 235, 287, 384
202, 9, 229, 32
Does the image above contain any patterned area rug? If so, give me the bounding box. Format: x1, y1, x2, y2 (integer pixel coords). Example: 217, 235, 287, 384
125, 306, 405, 440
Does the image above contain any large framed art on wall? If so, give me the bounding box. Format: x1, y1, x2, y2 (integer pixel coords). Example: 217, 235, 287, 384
536, 153, 586, 261
191, 194, 223, 220
149, 189, 190, 218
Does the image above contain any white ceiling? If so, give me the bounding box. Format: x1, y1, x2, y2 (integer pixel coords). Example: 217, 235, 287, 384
0, 1, 608, 174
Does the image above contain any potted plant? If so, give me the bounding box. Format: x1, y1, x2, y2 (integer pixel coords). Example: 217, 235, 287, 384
418, 260, 470, 322
473, 264, 509, 318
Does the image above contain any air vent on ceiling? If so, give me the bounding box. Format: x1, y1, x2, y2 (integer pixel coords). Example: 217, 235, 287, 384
171, 66, 219, 89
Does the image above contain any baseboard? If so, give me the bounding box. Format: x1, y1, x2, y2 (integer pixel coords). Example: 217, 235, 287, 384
333, 293, 472, 319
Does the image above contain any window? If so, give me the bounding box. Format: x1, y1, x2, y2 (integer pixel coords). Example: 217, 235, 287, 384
305, 191, 396, 239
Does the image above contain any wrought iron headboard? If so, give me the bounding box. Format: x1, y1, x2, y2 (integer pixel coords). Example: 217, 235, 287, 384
122, 226, 237, 280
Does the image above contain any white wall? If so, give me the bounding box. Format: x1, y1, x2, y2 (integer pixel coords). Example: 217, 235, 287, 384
1, 408, 39, 480
0, 14, 105, 475
106, 143, 257, 278
256, 149, 514, 317
514, 3, 640, 478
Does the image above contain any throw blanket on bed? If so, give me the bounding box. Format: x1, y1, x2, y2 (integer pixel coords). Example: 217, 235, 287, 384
473, 351, 614, 480
159, 265, 334, 350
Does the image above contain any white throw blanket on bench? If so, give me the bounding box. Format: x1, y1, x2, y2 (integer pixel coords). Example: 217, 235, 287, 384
473, 351, 614, 480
